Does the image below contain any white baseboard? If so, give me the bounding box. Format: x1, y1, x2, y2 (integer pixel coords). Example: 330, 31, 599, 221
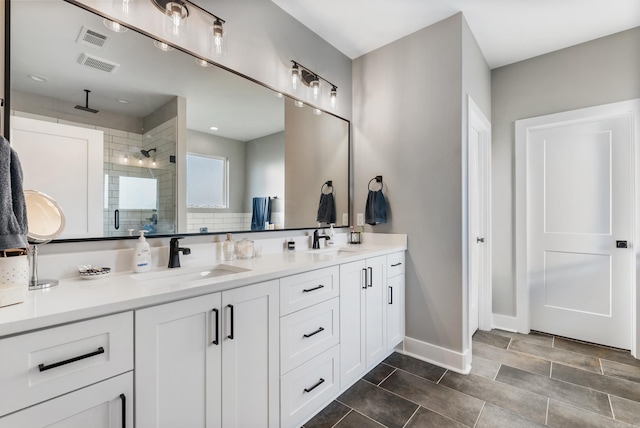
491, 313, 527, 333
403, 336, 470, 374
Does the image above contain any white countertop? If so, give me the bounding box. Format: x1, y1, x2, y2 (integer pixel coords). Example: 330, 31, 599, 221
0, 240, 406, 338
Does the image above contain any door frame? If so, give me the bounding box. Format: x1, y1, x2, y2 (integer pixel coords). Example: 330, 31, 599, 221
467, 96, 493, 336
515, 99, 640, 356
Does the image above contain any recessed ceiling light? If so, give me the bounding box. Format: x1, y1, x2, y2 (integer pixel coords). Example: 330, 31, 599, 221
313, 108, 322, 115
153, 40, 174, 52
209, 126, 219, 131
294, 100, 304, 108
28, 74, 48, 83
103, 19, 128, 33
275, 92, 283, 98
116, 98, 130, 104
195, 58, 211, 67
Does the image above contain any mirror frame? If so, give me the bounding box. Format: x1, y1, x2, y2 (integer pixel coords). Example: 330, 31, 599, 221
3, 0, 352, 243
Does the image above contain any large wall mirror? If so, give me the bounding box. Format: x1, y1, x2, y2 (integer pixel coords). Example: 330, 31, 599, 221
7, 0, 349, 240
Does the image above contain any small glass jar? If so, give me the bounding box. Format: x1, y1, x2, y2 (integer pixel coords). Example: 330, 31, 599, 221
236, 239, 254, 259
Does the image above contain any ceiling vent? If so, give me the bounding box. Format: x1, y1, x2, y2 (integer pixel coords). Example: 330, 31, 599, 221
77, 26, 109, 48
77, 53, 120, 73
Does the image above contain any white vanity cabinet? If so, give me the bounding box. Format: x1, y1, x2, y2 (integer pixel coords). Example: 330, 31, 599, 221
386, 252, 405, 351
135, 280, 279, 428
0, 312, 134, 427
339, 255, 387, 388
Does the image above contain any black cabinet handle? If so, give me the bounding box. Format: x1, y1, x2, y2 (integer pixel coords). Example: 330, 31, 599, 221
227, 304, 234, 340
303, 327, 325, 338
391, 262, 402, 267
120, 393, 126, 428
303, 378, 325, 393
302, 284, 325, 293
114, 209, 120, 230
388, 286, 393, 304
367, 267, 373, 287
212, 308, 220, 345
361, 268, 367, 289
38, 346, 105, 372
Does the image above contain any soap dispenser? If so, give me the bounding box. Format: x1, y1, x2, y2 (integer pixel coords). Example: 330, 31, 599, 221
133, 230, 152, 273
328, 224, 336, 245
222, 233, 236, 261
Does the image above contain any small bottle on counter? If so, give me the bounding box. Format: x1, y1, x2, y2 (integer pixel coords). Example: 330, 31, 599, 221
222, 233, 236, 261
132, 230, 152, 273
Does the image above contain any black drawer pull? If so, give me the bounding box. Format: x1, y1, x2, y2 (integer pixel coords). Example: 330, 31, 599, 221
303, 327, 325, 338
38, 346, 105, 372
304, 378, 325, 393
391, 262, 402, 267
388, 286, 393, 304
302, 284, 325, 293
367, 267, 373, 287
120, 393, 127, 428
361, 268, 367, 289
227, 304, 234, 340
212, 308, 220, 345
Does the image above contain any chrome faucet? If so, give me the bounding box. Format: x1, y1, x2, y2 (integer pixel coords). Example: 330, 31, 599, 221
312, 229, 330, 249
168, 237, 191, 268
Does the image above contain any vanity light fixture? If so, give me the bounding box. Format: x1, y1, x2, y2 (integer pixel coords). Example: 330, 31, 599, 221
289, 60, 338, 109
152, 157, 157, 166
124, 154, 129, 163
103, 18, 128, 33
113, 0, 132, 15
210, 17, 226, 56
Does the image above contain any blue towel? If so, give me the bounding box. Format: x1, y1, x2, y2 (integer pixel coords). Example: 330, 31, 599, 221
251, 197, 272, 231
365, 190, 387, 225
0, 136, 28, 250
316, 192, 336, 224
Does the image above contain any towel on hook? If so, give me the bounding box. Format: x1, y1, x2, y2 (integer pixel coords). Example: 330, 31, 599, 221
365, 189, 387, 225
0, 136, 28, 250
251, 197, 272, 231
316, 193, 336, 224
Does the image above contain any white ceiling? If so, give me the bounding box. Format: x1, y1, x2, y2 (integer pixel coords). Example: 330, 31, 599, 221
271, 0, 640, 69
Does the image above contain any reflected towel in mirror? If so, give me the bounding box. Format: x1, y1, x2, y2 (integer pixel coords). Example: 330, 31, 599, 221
316, 193, 336, 224
251, 197, 272, 231
0, 137, 28, 250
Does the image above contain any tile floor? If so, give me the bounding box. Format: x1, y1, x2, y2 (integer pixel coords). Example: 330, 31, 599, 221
304, 330, 640, 427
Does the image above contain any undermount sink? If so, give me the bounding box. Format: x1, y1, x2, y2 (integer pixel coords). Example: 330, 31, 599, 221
307, 246, 362, 256
131, 264, 251, 284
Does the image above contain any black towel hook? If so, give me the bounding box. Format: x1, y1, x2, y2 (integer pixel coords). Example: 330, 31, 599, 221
321, 180, 333, 194
368, 175, 383, 191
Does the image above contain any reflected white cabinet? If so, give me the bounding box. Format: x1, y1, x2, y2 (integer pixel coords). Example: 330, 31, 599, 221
135, 280, 279, 428
339, 256, 386, 388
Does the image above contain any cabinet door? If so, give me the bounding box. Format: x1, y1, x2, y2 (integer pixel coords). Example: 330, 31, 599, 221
365, 256, 387, 367
339, 260, 366, 388
221, 280, 279, 428
0, 372, 133, 428
135, 294, 222, 428
386, 274, 405, 350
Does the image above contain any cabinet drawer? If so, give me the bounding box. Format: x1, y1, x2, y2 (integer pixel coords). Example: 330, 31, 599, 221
0, 312, 133, 417
280, 297, 339, 374
281, 345, 340, 428
387, 252, 405, 277
280, 266, 339, 315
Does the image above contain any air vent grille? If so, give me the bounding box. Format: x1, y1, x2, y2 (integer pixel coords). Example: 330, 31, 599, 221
77, 26, 109, 48
77, 53, 120, 73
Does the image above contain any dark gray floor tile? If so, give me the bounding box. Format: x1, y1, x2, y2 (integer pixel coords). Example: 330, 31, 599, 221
334, 410, 385, 428
475, 403, 547, 428
602, 359, 640, 384
491, 329, 554, 347
553, 337, 640, 368
337, 380, 418, 428
610, 395, 640, 426
552, 363, 640, 403
470, 355, 501, 380
510, 339, 601, 373
362, 363, 395, 386
547, 400, 635, 428
380, 369, 484, 427
473, 330, 511, 349
383, 352, 446, 382
496, 365, 612, 417
304, 400, 351, 428
473, 340, 551, 376
405, 407, 467, 428
440, 371, 547, 423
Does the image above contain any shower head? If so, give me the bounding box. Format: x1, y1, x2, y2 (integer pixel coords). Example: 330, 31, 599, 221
140, 148, 157, 158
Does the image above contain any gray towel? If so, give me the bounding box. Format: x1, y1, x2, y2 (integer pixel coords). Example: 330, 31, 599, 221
365, 189, 387, 225
316, 192, 336, 224
0, 136, 28, 250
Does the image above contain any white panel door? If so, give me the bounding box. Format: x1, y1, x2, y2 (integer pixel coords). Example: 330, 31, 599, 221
528, 115, 632, 349
10, 116, 103, 238
339, 260, 366, 388
365, 256, 387, 367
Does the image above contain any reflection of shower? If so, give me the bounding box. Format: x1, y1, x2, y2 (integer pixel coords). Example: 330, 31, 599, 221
140, 148, 157, 157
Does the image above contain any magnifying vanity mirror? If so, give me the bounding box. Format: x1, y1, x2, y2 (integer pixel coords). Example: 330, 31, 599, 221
24, 190, 66, 289
7, 0, 350, 242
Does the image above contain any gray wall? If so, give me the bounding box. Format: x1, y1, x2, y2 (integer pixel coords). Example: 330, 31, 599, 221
353, 13, 490, 354
491, 27, 640, 316
245, 131, 285, 212
186, 129, 246, 213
